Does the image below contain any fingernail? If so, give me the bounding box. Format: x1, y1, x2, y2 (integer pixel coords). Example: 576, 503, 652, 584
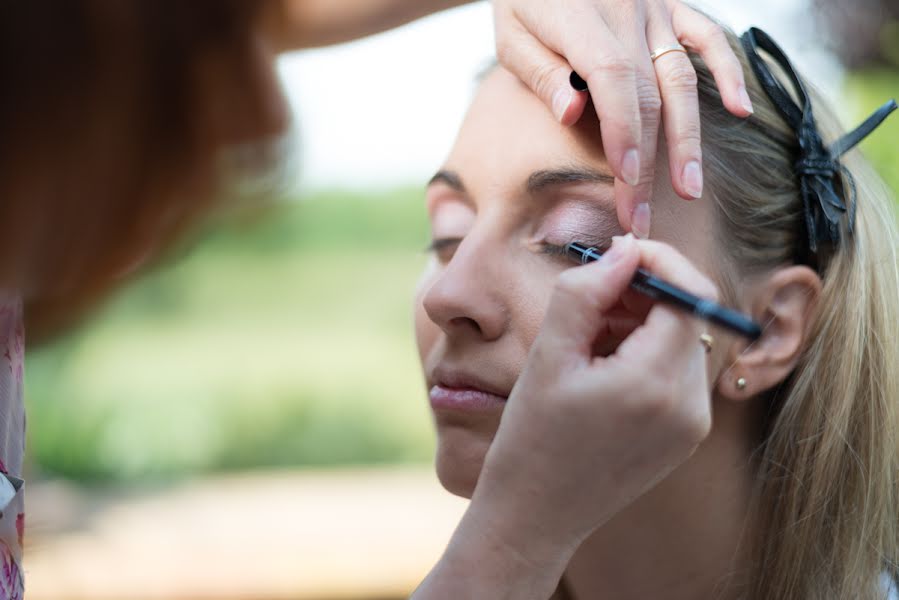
552, 88, 572, 122
603, 234, 632, 264
738, 85, 754, 114
682, 160, 703, 199
632, 203, 651, 240
621, 149, 640, 186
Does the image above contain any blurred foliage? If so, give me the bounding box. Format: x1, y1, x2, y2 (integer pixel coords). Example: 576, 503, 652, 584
845, 68, 899, 197
814, 0, 898, 70
25, 188, 436, 482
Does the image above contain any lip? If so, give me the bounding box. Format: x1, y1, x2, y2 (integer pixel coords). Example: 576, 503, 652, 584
429, 385, 508, 413
428, 367, 510, 413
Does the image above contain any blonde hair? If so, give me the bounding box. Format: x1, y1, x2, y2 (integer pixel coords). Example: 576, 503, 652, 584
693, 30, 899, 599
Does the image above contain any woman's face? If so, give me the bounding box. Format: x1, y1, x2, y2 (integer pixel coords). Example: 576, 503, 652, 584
415, 68, 718, 497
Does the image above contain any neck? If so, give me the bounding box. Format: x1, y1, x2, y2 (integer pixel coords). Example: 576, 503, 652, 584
563, 401, 760, 600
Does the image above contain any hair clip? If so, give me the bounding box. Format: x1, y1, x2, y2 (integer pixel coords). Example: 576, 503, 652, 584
740, 27, 896, 265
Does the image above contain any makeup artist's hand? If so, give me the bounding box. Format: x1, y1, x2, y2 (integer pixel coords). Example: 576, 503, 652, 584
492, 0, 753, 236
413, 235, 718, 599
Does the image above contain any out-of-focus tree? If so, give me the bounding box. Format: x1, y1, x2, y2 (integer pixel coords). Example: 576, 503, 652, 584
814, 0, 899, 69
814, 0, 899, 197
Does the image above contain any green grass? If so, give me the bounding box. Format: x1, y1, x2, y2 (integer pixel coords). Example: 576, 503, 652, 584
25, 188, 438, 482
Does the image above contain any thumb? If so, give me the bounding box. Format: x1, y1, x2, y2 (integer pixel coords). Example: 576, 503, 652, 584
536, 235, 640, 361
496, 27, 588, 125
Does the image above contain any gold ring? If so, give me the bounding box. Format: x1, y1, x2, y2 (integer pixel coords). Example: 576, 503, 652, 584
650, 44, 688, 62
699, 333, 714, 354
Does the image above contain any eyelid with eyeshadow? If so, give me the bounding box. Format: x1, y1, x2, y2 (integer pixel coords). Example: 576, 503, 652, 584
536, 233, 612, 259
531, 223, 615, 254
536, 202, 620, 248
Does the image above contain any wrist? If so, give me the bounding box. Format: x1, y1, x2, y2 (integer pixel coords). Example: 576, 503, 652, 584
465, 479, 582, 570
415, 500, 574, 600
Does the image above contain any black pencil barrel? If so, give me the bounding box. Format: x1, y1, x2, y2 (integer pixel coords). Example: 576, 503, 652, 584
565, 242, 762, 340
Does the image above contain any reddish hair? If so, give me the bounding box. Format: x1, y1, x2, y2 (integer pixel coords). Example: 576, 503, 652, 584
0, 1, 288, 340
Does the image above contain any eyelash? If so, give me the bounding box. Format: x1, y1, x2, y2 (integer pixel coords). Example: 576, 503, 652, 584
538, 243, 571, 258
425, 238, 462, 253
538, 235, 611, 259
425, 237, 462, 262
426, 236, 611, 263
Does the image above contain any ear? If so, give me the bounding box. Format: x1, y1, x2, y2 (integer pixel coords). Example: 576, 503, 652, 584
717, 266, 822, 400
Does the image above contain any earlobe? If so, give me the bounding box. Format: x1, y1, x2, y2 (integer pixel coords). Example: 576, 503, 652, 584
717, 266, 822, 402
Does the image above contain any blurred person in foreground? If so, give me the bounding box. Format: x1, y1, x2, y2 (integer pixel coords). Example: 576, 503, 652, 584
0, 1, 757, 597
415, 24, 898, 599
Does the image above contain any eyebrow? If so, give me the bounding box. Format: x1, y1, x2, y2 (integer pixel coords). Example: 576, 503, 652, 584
426, 165, 615, 195
526, 167, 615, 193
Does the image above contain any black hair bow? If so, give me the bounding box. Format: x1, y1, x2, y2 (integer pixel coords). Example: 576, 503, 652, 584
740, 27, 896, 263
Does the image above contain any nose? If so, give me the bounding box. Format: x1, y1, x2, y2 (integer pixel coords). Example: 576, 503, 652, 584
421, 236, 509, 342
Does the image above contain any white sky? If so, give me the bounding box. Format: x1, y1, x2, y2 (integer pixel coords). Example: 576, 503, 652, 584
277, 0, 838, 192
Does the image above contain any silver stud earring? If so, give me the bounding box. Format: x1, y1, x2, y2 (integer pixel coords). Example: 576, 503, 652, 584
736, 377, 747, 391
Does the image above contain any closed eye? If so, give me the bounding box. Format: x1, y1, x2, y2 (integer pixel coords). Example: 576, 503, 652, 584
425, 237, 463, 263
537, 233, 612, 262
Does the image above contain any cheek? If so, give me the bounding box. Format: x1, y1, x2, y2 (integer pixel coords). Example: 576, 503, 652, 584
413, 262, 441, 364
515, 265, 560, 350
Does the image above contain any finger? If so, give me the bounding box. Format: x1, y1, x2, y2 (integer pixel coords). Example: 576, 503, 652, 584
580, 4, 661, 237
615, 295, 705, 368
496, 24, 589, 125
549, 20, 643, 188
610, 51, 661, 236
602, 5, 662, 236
669, 1, 754, 117
537, 235, 641, 359
646, 6, 704, 201
612, 239, 719, 365
508, 5, 650, 209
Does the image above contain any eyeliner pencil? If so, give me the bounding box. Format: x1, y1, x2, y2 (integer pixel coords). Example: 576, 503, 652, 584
565, 242, 762, 340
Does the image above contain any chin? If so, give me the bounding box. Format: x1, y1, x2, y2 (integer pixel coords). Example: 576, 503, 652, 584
434, 424, 495, 498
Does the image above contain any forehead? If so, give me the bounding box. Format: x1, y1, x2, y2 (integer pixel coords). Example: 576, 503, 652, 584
445, 68, 607, 182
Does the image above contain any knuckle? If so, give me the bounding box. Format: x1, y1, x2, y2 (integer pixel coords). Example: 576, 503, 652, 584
663, 61, 699, 90
707, 25, 730, 49
527, 61, 560, 101
586, 54, 635, 82
699, 20, 728, 49
636, 81, 663, 116
674, 122, 702, 146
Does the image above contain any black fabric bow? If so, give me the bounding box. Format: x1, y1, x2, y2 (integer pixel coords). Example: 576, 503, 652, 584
740, 27, 897, 264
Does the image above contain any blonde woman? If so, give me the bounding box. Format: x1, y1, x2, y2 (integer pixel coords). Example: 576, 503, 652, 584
415, 25, 898, 599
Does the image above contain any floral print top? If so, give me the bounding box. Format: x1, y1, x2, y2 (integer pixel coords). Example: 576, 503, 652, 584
0, 295, 25, 599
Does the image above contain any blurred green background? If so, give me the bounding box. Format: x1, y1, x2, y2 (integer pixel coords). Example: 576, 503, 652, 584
847, 69, 899, 195
24, 188, 437, 482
